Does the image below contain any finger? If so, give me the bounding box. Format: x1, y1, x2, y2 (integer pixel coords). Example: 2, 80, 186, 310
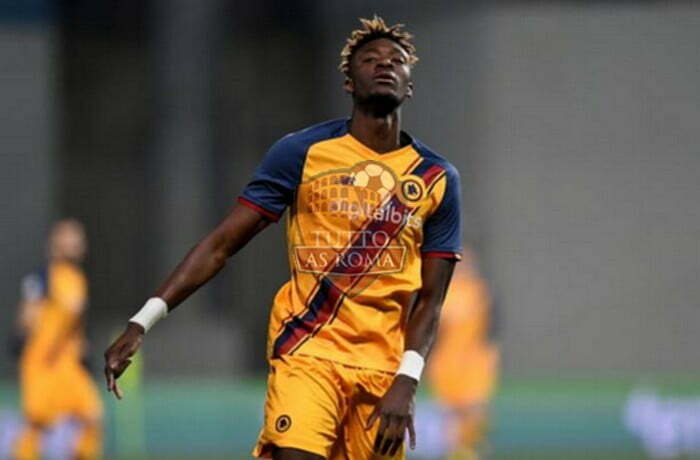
381, 433, 394, 456
104, 365, 114, 392
380, 417, 397, 456
107, 368, 119, 399
408, 416, 417, 450
373, 414, 389, 452
373, 431, 384, 454
105, 354, 132, 397
107, 357, 132, 381
389, 436, 404, 457
378, 413, 389, 438
366, 406, 380, 430
113, 381, 123, 400
388, 418, 408, 456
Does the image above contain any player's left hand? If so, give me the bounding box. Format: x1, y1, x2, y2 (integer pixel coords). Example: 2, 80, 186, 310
104, 321, 144, 400
366, 374, 417, 456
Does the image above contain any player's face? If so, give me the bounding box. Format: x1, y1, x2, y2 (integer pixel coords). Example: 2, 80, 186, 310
50, 221, 87, 263
345, 38, 413, 108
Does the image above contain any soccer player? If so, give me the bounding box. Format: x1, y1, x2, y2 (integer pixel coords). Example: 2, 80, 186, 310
104, 16, 462, 459
427, 250, 499, 460
14, 219, 103, 459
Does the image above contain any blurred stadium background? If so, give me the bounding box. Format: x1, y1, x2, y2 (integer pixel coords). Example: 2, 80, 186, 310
2, 0, 700, 458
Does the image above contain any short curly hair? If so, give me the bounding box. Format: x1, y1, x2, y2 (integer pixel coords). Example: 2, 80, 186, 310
339, 15, 418, 76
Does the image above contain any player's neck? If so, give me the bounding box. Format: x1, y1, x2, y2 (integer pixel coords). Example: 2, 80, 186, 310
49, 254, 79, 266
349, 107, 403, 154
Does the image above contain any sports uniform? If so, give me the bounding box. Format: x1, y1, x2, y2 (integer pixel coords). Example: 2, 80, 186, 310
15, 262, 102, 459
239, 118, 462, 458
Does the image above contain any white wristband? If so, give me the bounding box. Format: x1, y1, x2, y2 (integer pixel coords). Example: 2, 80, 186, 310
396, 350, 425, 382
129, 297, 168, 333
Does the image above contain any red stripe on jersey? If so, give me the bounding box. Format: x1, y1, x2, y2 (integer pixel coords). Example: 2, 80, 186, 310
274, 277, 345, 356
237, 197, 281, 222
272, 159, 444, 358
422, 251, 462, 261
422, 164, 445, 188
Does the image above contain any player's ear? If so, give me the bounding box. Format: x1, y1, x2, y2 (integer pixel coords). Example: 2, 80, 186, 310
343, 77, 354, 94
407, 81, 414, 99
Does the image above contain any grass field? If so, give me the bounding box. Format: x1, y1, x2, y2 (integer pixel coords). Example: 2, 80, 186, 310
3, 375, 700, 458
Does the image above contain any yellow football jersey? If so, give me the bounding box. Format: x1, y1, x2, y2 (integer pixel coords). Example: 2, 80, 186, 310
20, 261, 86, 369
18, 261, 102, 432
240, 118, 462, 372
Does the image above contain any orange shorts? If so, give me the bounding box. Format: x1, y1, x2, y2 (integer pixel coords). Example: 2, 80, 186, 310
253, 353, 404, 459
21, 362, 103, 426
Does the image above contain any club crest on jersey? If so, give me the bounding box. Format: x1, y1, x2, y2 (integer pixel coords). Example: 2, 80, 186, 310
398, 175, 427, 205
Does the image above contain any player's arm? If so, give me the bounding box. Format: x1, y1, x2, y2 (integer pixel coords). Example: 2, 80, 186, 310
11, 299, 39, 359
154, 204, 269, 308
368, 163, 462, 455
16, 299, 39, 336
367, 257, 456, 455
104, 204, 269, 398
106, 134, 303, 398
16, 273, 45, 335
11, 273, 45, 357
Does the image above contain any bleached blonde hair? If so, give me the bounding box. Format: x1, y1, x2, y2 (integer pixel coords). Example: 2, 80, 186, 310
339, 15, 418, 76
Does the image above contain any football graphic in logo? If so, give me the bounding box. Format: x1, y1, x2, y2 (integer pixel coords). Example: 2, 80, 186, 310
351, 162, 397, 200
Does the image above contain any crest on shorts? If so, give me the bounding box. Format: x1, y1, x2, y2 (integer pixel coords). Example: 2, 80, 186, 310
275, 414, 292, 433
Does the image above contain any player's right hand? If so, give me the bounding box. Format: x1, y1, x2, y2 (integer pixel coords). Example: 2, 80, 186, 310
104, 321, 144, 400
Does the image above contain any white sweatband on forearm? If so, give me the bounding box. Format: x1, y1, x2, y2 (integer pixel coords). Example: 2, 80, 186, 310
396, 350, 425, 382
129, 297, 168, 332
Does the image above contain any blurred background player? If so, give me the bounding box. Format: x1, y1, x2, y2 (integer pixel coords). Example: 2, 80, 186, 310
13, 219, 103, 459
428, 248, 499, 460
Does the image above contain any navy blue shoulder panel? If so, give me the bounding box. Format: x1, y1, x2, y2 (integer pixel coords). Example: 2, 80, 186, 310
411, 138, 457, 173
284, 118, 349, 150
411, 138, 463, 258
239, 119, 348, 221
21, 266, 49, 301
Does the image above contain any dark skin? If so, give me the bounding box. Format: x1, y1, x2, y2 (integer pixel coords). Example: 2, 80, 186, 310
104, 36, 456, 459
345, 38, 414, 153
366, 257, 454, 456
103, 204, 268, 398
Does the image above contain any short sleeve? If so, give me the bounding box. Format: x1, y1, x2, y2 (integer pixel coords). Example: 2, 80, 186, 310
21, 271, 47, 302
422, 164, 462, 260
238, 135, 306, 222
